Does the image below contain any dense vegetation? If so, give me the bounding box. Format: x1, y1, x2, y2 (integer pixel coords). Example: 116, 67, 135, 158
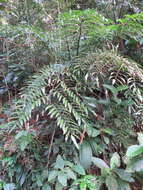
0, 0, 143, 189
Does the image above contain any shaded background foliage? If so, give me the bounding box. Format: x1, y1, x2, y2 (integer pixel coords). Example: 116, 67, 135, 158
0, 0, 143, 190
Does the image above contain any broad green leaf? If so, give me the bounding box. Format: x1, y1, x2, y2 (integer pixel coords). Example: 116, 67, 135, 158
0, 0, 7, 2
36, 176, 43, 187
42, 184, 51, 190
87, 127, 100, 137
55, 155, 65, 169
105, 175, 118, 190
95, 180, 103, 190
55, 182, 63, 190
117, 179, 131, 190
92, 157, 110, 170
80, 183, 86, 190
48, 170, 57, 181
58, 172, 67, 186
84, 176, 97, 189
127, 159, 143, 172
3, 183, 16, 190
42, 170, 49, 179
88, 183, 97, 190
133, 159, 143, 172
65, 168, 76, 180
79, 141, 92, 169
137, 133, 143, 145
103, 136, 110, 145
126, 145, 143, 158
73, 164, 85, 175
65, 161, 73, 167
0, 184, 2, 190
115, 169, 134, 182
110, 152, 120, 169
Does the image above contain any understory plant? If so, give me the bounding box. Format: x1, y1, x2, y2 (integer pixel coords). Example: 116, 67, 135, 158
0, 2, 143, 190
0, 50, 143, 189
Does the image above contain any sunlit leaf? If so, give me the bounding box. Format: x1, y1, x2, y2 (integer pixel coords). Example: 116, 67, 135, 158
110, 152, 120, 169
126, 145, 143, 158
92, 157, 110, 170
80, 183, 86, 190
42, 184, 51, 190
3, 183, 16, 190
137, 133, 143, 145
48, 170, 57, 181
126, 159, 143, 172
58, 172, 67, 186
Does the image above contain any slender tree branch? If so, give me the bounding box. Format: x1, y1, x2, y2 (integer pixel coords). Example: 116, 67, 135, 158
46, 126, 56, 168
76, 21, 82, 56
66, 36, 71, 60
118, 0, 125, 19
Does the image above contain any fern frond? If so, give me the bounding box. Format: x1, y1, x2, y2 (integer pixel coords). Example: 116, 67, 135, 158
3, 51, 143, 144
8, 64, 65, 131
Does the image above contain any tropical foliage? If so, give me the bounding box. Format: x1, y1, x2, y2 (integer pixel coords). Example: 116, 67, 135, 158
0, 0, 143, 189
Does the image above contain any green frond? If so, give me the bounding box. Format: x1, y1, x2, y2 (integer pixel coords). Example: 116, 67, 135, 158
3, 51, 143, 143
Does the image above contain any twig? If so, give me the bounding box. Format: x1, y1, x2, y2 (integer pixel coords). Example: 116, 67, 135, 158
76, 21, 82, 56
46, 126, 56, 168
66, 37, 71, 60
118, 0, 125, 19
